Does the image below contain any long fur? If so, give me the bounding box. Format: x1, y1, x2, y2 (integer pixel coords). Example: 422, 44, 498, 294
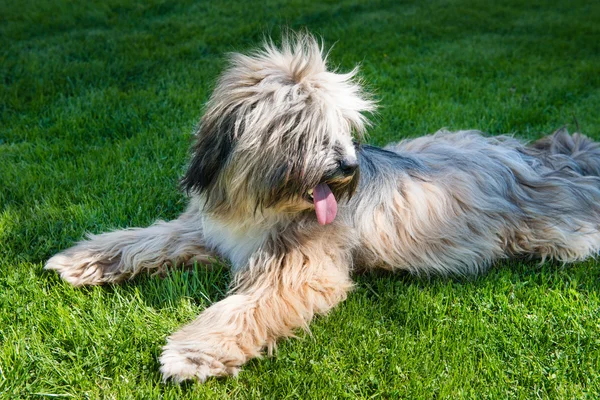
46, 33, 600, 382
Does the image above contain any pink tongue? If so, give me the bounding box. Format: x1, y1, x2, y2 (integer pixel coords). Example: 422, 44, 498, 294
313, 183, 337, 225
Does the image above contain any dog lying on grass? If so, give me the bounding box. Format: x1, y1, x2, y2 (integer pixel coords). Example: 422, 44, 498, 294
46, 33, 600, 382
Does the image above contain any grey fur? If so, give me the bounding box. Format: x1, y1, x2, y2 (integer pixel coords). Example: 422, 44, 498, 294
45, 33, 600, 382
347, 129, 600, 276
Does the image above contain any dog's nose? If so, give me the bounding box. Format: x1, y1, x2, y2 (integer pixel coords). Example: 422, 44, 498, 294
339, 157, 359, 174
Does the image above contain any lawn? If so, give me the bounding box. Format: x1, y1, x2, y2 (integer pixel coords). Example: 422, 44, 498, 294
2, 0, 600, 398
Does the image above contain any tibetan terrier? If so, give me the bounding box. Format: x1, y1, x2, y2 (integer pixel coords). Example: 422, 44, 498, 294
46, 33, 600, 382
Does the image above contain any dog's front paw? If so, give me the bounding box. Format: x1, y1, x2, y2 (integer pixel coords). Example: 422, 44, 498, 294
46, 252, 105, 286
45, 246, 125, 286
159, 342, 242, 383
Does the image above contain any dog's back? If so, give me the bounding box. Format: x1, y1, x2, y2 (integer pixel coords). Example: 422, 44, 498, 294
348, 130, 600, 276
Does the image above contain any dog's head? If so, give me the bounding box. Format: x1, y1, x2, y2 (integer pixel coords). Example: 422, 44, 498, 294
182, 33, 374, 224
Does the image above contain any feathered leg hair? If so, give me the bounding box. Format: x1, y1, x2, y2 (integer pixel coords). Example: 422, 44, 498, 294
159, 226, 354, 382
45, 207, 215, 285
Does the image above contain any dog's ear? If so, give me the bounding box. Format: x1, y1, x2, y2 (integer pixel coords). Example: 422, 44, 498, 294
181, 114, 235, 194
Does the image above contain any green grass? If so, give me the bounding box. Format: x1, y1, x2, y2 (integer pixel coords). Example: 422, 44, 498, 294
2, 0, 600, 398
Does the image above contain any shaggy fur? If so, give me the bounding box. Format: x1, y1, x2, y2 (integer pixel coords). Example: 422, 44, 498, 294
46, 33, 600, 383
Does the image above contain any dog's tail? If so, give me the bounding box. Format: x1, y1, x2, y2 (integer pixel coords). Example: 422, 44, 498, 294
528, 128, 600, 177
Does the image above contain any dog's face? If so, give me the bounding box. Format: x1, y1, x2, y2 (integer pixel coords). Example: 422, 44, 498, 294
182, 34, 374, 224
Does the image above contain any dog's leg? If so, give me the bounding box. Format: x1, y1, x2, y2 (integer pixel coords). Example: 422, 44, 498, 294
159, 233, 353, 382
45, 207, 216, 286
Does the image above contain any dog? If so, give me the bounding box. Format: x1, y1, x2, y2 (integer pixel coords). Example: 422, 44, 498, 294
46, 33, 600, 382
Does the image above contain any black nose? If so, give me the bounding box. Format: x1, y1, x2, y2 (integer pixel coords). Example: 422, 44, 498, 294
339, 157, 359, 174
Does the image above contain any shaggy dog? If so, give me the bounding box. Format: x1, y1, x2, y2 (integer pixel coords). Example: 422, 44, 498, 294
46, 33, 600, 382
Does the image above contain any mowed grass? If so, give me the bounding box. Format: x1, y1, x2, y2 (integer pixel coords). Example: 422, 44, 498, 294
2, 0, 600, 398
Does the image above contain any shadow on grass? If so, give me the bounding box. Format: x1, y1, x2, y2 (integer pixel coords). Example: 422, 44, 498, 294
80, 251, 600, 318
111, 261, 232, 311
352, 257, 600, 299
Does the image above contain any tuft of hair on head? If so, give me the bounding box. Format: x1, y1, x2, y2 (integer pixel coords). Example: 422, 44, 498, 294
182, 31, 375, 213
258, 31, 375, 135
